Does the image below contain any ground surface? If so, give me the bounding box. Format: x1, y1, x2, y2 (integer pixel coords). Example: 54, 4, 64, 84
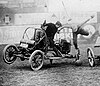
1, 44, 100, 86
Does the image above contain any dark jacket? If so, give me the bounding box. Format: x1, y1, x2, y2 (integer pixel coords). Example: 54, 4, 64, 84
45, 23, 58, 39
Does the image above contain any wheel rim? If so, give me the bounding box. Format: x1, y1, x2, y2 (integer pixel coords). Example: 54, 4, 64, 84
87, 48, 94, 67
88, 58, 94, 67
31, 52, 43, 70
4, 46, 17, 63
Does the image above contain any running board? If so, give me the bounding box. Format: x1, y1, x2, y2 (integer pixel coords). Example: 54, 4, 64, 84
46, 54, 74, 60
47, 57, 62, 59
14, 54, 29, 60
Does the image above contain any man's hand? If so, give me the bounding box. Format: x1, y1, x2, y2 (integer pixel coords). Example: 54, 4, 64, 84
71, 24, 78, 32
90, 15, 94, 19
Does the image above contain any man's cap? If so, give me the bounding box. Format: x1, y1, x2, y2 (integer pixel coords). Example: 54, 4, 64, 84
55, 21, 62, 27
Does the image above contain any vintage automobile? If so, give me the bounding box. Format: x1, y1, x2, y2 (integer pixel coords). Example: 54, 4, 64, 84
87, 35, 100, 67
3, 23, 81, 71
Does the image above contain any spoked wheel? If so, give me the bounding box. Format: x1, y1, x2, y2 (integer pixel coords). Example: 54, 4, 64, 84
29, 50, 44, 71
87, 47, 95, 67
3, 44, 17, 64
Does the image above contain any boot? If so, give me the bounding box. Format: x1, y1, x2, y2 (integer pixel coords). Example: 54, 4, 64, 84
75, 49, 81, 61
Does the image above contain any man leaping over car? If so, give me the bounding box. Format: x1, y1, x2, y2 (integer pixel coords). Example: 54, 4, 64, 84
57, 15, 94, 60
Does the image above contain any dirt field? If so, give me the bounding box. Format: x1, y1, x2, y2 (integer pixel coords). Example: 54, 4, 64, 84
1, 44, 100, 86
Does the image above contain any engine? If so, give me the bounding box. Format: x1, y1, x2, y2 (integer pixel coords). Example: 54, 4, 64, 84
55, 39, 71, 54
60, 39, 71, 54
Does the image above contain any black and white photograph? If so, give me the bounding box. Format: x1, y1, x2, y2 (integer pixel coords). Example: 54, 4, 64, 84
0, 0, 100, 86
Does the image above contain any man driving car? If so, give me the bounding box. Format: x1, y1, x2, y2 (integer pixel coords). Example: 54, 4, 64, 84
42, 21, 63, 57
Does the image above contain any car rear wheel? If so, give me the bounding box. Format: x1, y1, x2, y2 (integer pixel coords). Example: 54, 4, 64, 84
87, 47, 95, 67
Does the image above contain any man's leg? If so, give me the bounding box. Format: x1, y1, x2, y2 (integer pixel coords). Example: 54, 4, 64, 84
77, 27, 89, 36
73, 33, 80, 60
48, 37, 62, 57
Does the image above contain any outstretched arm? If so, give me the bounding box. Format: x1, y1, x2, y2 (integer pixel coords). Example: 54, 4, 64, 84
79, 15, 94, 28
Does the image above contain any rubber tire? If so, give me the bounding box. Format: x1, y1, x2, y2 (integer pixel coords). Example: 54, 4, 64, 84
3, 44, 17, 64
29, 50, 44, 71
87, 47, 95, 67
